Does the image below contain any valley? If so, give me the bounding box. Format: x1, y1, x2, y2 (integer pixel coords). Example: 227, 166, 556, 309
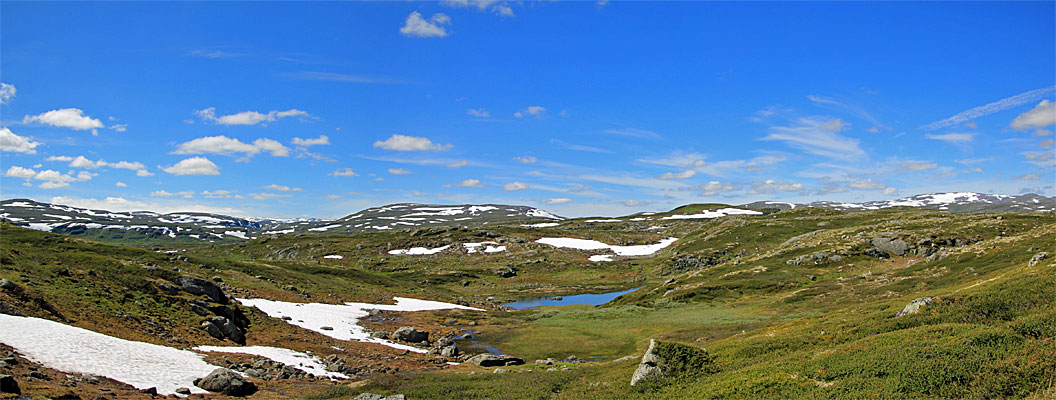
0, 193, 1053, 399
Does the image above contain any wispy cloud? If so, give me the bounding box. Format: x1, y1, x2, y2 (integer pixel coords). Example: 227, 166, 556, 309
761, 117, 864, 159
1010, 100, 1056, 131
601, 128, 661, 139
282, 71, 412, 84
807, 94, 877, 123
925, 132, 976, 146
921, 86, 1056, 130
189, 49, 245, 59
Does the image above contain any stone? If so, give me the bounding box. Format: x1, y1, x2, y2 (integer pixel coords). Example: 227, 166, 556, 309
1029, 252, 1049, 267
630, 339, 662, 386
441, 346, 458, 357
175, 387, 192, 395
392, 327, 428, 343
175, 276, 228, 304
863, 248, 890, 259
0, 279, 17, 290
29, 371, 49, 380
371, 331, 389, 339
896, 297, 936, 317
139, 387, 158, 395
354, 394, 406, 400
466, 354, 524, 367
0, 374, 19, 395
493, 267, 517, 278
202, 320, 224, 340
870, 238, 910, 256
195, 368, 256, 396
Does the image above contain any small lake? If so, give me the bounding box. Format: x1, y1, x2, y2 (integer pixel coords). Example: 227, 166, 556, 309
503, 287, 641, 309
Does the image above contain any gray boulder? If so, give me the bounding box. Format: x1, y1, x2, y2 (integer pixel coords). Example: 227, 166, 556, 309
441, 345, 458, 357
630, 339, 662, 386
493, 267, 517, 278
863, 248, 890, 259
176, 276, 229, 304
202, 316, 245, 343
870, 238, 909, 256
0, 374, 19, 395
0, 279, 16, 291
1029, 252, 1049, 267
392, 327, 428, 343
896, 297, 936, 317
195, 368, 256, 396
354, 394, 406, 400
466, 354, 524, 367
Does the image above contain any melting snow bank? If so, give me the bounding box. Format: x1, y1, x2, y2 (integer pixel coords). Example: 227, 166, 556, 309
388, 245, 451, 255
323, 254, 344, 259
237, 297, 483, 353
464, 242, 506, 254
194, 345, 347, 379
536, 237, 678, 261
0, 314, 217, 396
522, 222, 561, 228
660, 208, 762, 220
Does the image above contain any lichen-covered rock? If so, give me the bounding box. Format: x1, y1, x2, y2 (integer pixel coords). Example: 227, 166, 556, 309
870, 238, 909, 256
1029, 252, 1049, 267
392, 327, 428, 343
195, 368, 256, 396
896, 297, 936, 317
863, 248, 890, 259
466, 354, 524, 367
630, 339, 717, 387
176, 276, 229, 304
630, 339, 662, 386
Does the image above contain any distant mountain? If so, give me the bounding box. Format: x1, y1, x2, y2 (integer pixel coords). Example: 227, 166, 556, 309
0, 199, 564, 243
739, 192, 1056, 213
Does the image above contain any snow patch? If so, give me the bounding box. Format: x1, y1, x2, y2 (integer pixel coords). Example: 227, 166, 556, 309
388, 245, 451, 255
660, 208, 762, 220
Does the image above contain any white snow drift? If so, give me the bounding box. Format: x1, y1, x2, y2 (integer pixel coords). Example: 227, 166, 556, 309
535, 237, 678, 261
237, 297, 482, 353
0, 314, 217, 396
388, 245, 451, 255
660, 208, 762, 220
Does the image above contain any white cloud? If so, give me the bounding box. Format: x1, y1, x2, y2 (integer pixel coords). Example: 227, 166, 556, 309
925, 132, 975, 144
658, 170, 697, 180
23, 108, 104, 131
330, 168, 358, 177
39, 181, 69, 189
747, 179, 804, 195
136, 169, 154, 177
849, 179, 887, 190
373, 134, 452, 151
163, 157, 221, 176
292, 135, 330, 146
109, 124, 127, 132
194, 107, 311, 126
453, 179, 484, 188
174, 135, 290, 158
0, 127, 41, 154
46, 155, 145, 171
115, 181, 127, 187
50, 196, 243, 215
896, 160, 938, 172
467, 108, 490, 117
692, 181, 736, 196
544, 198, 572, 205
761, 117, 865, 159
446, 160, 468, 168
514, 106, 546, 118
263, 184, 301, 192
248, 192, 292, 200
4, 166, 36, 179
441, 0, 513, 16
1014, 173, 1042, 181
0, 83, 15, 104
921, 86, 1055, 130
514, 156, 537, 164
1010, 100, 1056, 131
400, 11, 450, 38
504, 181, 529, 191
388, 168, 412, 175
151, 190, 194, 198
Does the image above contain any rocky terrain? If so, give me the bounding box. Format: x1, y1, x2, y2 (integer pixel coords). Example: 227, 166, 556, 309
0, 194, 1053, 399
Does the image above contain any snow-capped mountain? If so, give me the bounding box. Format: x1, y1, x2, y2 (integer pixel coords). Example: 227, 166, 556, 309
741, 192, 1056, 213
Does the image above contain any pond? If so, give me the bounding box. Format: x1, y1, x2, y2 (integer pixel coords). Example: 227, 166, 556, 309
503, 287, 641, 309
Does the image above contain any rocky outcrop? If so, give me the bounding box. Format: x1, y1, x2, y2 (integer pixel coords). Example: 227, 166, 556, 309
493, 267, 517, 278
630, 339, 662, 386
1029, 252, 1049, 267
195, 368, 256, 396
896, 297, 936, 317
175, 276, 229, 304
392, 327, 429, 343
629, 339, 717, 387
466, 354, 525, 367
870, 238, 909, 256
0, 374, 19, 395
863, 248, 890, 259
354, 393, 406, 400
202, 316, 246, 343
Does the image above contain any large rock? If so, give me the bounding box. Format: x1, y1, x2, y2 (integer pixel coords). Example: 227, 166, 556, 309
392, 327, 428, 343
0, 279, 16, 291
1029, 252, 1049, 267
354, 394, 406, 400
870, 238, 909, 256
176, 276, 228, 304
863, 248, 890, 259
466, 354, 524, 367
896, 297, 936, 317
630, 339, 662, 386
0, 374, 20, 395
629, 339, 717, 387
195, 368, 256, 396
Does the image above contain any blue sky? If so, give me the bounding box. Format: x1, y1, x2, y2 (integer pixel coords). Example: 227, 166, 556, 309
1, 1, 1054, 218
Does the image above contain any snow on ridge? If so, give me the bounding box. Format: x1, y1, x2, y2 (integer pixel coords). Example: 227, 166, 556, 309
193, 345, 347, 379
0, 314, 216, 396
308, 224, 343, 232
522, 222, 560, 228
388, 245, 451, 255
535, 237, 678, 261
236, 297, 483, 354
527, 208, 563, 220
661, 208, 762, 220
323, 254, 344, 259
